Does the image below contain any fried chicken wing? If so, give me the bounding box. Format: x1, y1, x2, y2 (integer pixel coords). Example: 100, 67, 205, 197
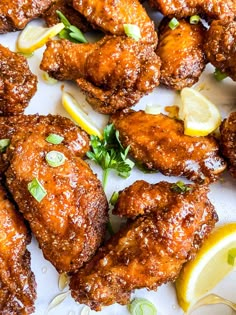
2, 115, 108, 273
0, 44, 37, 116
204, 20, 236, 82
220, 112, 236, 178
0, 0, 52, 33
156, 18, 206, 90
148, 0, 236, 20
0, 184, 36, 314
70, 180, 218, 310
40, 36, 161, 114
72, 0, 157, 47
110, 110, 226, 183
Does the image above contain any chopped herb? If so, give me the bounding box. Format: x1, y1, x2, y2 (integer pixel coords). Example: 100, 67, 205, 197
0, 139, 10, 153
190, 15, 200, 24
123, 24, 141, 41
56, 10, 87, 43
171, 181, 192, 194
46, 151, 66, 167
136, 162, 159, 174
214, 68, 228, 81
128, 298, 157, 315
28, 178, 47, 202
86, 124, 135, 188
228, 248, 236, 266
46, 133, 64, 145
168, 17, 179, 30
110, 191, 119, 206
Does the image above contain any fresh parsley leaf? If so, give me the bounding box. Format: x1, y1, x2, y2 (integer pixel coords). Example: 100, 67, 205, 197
171, 181, 192, 194
86, 124, 135, 188
56, 10, 87, 43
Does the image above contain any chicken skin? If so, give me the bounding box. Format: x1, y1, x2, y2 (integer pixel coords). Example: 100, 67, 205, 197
2, 115, 108, 273
148, 0, 236, 20
0, 184, 36, 314
156, 18, 206, 90
110, 110, 226, 183
0, 44, 37, 116
40, 36, 161, 114
72, 0, 157, 47
204, 20, 236, 82
220, 112, 236, 178
70, 180, 218, 310
0, 0, 52, 33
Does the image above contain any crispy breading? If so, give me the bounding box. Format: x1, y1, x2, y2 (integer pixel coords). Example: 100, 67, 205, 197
70, 180, 218, 310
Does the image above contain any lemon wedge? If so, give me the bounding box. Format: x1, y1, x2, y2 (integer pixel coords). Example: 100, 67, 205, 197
62, 91, 102, 139
180, 87, 222, 137
17, 23, 65, 53
175, 222, 236, 312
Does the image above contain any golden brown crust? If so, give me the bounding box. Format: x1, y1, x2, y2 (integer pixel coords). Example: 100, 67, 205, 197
0, 45, 37, 116
111, 110, 226, 183
70, 180, 217, 310
156, 18, 206, 90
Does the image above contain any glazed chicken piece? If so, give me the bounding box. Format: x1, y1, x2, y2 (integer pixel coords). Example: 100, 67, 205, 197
70, 180, 218, 310
0, 0, 52, 33
204, 20, 236, 82
220, 112, 236, 178
110, 110, 226, 183
72, 0, 157, 47
0, 44, 37, 116
156, 18, 206, 90
2, 115, 108, 273
0, 184, 36, 314
148, 0, 236, 20
40, 36, 161, 114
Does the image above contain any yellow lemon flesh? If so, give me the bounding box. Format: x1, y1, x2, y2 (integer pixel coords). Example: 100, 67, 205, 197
17, 22, 65, 53
62, 91, 102, 139
175, 222, 236, 312
180, 87, 222, 137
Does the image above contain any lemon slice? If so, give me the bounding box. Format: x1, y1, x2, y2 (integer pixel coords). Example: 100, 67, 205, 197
180, 87, 222, 137
62, 92, 102, 139
175, 222, 236, 312
17, 23, 65, 53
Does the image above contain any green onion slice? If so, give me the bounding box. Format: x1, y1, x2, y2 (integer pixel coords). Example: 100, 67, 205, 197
28, 178, 47, 202
46, 133, 64, 144
0, 139, 10, 153
128, 298, 157, 315
124, 24, 141, 41
110, 191, 119, 206
190, 15, 200, 24
214, 68, 228, 81
228, 248, 236, 266
46, 151, 66, 167
168, 17, 179, 30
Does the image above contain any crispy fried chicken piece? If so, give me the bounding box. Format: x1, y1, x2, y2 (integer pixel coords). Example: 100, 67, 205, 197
72, 0, 157, 47
0, 184, 36, 314
0, 0, 52, 33
204, 20, 236, 82
40, 36, 161, 114
0, 44, 37, 116
2, 115, 107, 273
70, 180, 218, 310
220, 112, 236, 178
148, 0, 236, 20
156, 18, 206, 90
43, 0, 91, 32
110, 110, 226, 183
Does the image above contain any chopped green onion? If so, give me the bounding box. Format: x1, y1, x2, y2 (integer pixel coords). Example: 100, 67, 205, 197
46, 151, 66, 168
28, 178, 47, 202
171, 181, 192, 194
168, 17, 179, 30
46, 133, 64, 144
0, 139, 10, 153
228, 248, 236, 266
110, 191, 119, 206
128, 298, 157, 315
214, 68, 228, 81
190, 15, 200, 24
124, 24, 141, 41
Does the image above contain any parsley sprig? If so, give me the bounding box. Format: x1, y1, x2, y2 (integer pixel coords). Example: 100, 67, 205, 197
86, 124, 134, 188
56, 10, 87, 43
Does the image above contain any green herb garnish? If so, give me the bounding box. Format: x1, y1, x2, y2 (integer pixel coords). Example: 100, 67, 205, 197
0, 139, 10, 153
46, 151, 66, 167
214, 68, 228, 81
86, 124, 134, 188
228, 248, 236, 266
46, 134, 64, 145
56, 10, 87, 43
128, 298, 157, 315
168, 17, 179, 30
110, 191, 119, 206
190, 15, 200, 24
28, 178, 47, 202
123, 24, 141, 41
171, 181, 192, 194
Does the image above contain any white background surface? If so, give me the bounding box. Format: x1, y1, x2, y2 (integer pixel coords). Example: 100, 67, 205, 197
0, 13, 236, 315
